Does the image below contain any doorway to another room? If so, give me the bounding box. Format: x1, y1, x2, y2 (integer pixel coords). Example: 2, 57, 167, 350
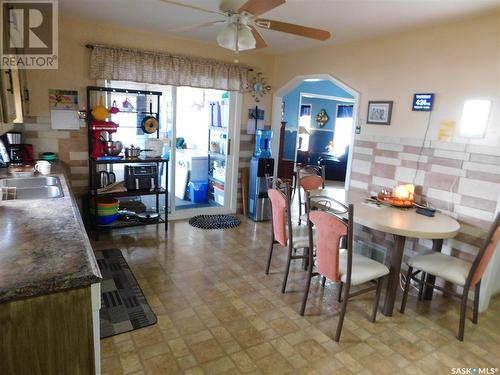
105, 80, 241, 220
272, 75, 358, 191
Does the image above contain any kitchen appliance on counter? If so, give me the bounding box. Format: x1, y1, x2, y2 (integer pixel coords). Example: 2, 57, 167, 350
6, 131, 22, 144
125, 164, 158, 191
248, 130, 274, 222
90, 121, 119, 159
0, 138, 10, 167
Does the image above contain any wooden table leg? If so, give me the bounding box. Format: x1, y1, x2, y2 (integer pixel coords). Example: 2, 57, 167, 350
423, 239, 443, 300
382, 235, 406, 316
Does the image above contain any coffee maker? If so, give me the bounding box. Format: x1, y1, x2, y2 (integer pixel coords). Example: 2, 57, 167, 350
248, 130, 274, 221
0, 138, 10, 167
1, 132, 34, 165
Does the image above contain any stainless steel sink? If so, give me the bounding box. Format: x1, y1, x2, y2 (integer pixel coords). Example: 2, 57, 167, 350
0, 176, 60, 188
0, 176, 64, 200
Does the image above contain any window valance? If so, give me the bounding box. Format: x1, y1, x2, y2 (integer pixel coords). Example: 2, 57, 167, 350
88, 44, 250, 92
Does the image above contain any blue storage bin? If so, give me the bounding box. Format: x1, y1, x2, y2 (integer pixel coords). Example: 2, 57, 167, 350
188, 181, 208, 203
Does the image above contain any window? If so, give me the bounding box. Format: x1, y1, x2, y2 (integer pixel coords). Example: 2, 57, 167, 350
298, 104, 311, 151
459, 99, 491, 138
332, 105, 353, 157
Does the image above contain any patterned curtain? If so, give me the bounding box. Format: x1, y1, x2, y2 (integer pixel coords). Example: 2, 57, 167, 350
89, 45, 250, 92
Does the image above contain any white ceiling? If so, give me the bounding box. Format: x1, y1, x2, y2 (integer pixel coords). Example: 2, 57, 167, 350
59, 0, 499, 54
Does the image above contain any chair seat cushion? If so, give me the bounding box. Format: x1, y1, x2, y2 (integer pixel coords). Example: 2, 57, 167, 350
339, 250, 389, 286
408, 252, 472, 286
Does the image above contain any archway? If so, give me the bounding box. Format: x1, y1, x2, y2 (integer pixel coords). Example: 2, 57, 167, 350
271, 74, 360, 190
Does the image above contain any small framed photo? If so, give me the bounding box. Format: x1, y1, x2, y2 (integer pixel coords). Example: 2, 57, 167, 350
367, 101, 393, 125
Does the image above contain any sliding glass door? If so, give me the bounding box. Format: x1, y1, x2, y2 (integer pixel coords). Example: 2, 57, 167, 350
106, 80, 241, 220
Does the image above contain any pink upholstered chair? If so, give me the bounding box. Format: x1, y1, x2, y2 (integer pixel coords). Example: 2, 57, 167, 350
401, 213, 500, 341
266, 179, 312, 293
301, 194, 389, 342
297, 166, 325, 225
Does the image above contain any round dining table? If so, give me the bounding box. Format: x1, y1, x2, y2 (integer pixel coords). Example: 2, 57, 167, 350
310, 188, 460, 316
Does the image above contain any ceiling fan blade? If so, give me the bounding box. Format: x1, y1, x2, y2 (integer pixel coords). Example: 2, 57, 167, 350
255, 19, 331, 41
169, 20, 225, 33
238, 0, 285, 17
250, 26, 267, 49
159, 0, 224, 15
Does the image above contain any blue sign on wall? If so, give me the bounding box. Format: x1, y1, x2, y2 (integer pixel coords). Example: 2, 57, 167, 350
412, 93, 434, 111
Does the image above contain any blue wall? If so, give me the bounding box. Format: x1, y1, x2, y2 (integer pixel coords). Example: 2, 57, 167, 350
282, 80, 353, 160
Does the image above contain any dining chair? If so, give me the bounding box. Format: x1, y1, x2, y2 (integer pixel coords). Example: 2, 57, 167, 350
266, 179, 312, 293
400, 213, 500, 341
300, 193, 390, 342
296, 164, 325, 225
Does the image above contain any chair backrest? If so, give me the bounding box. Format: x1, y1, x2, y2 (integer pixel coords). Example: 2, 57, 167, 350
300, 174, 324, 192
297, 165, 325, 184
307, 194, 353, 283
268, 181, 292, 247
468, 213, 500, 286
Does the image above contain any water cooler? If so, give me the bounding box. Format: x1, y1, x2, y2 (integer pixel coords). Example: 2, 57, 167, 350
248, 130, 274, 221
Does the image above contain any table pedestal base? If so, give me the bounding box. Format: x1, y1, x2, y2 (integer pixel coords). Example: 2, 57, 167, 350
382, 235, 406, 316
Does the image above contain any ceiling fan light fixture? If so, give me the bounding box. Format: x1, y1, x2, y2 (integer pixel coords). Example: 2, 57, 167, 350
216, 23, 238, 50
216, 22, 256, 52
237, 24, 256, 51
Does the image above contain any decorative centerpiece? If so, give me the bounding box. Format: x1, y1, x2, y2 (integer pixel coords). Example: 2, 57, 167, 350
377, 184, 415, 208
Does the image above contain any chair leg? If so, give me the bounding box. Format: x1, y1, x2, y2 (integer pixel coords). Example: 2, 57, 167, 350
321, 276, 326, 288
418, 271, 426, 300
371, 277, 384, 323
335, 282, 350, 342
281, 246, 293, 293
265, 240, 275, 275
337, 282, 343, 303
298, 189, 302, 225
458, 288, 469, 341
400, 266, 413, 314
473, 281, 481, 324
300, 255, 313, 316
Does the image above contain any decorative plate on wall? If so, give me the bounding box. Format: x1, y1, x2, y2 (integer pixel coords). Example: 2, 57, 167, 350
315, 109, 329, 127
250, 72, 271, 102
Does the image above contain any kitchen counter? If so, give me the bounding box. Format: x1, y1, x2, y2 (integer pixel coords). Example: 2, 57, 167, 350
0, 163, 101, 303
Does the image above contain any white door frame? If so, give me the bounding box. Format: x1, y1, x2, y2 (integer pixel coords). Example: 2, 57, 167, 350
271, 74, 360, 191
169, 92, 242, 220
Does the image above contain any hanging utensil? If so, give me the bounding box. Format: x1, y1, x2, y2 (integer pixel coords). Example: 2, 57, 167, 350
141, 100, 159, 134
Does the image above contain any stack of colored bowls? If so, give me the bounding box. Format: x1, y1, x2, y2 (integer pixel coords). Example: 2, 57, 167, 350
96, 198, 119, 224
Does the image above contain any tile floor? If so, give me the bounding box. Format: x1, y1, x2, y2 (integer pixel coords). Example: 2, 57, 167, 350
94, 217, 500, 375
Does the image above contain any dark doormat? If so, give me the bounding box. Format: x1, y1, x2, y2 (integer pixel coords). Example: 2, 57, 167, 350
95, 249, 157, 339
189, 214, 241, 229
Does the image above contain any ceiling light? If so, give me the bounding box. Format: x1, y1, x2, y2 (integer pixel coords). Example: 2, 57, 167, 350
303, 78, 324, 82
459, 99, 491, 138
217, 22, 255, 52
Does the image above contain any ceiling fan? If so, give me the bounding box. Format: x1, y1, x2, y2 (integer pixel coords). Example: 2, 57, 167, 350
160, 0, 331, 52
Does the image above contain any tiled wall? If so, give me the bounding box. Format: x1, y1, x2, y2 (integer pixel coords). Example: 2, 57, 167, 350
17, 116, 89, 196
350, 134, 500, 263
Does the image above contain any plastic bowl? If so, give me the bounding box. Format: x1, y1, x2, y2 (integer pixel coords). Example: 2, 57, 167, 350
97, 214, 118, 225
97, 207, 118, 216
97, 198, 119, 208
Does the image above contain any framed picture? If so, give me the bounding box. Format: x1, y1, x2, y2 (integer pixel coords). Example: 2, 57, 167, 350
367, 101, 393, 125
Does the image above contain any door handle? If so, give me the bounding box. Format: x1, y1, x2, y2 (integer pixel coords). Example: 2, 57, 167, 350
4, 70, 13, 94
227, 139, 231, 156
